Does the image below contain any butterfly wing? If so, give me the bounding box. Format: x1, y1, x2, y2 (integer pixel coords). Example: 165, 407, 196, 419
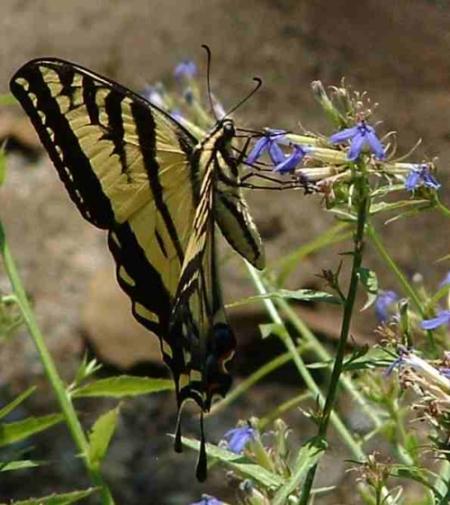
10, 57, 200, 400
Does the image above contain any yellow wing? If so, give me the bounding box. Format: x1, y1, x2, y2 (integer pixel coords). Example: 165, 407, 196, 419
10, 58, 199, 391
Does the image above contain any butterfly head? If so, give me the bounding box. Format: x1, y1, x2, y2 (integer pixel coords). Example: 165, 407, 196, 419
220, 118, 235, 140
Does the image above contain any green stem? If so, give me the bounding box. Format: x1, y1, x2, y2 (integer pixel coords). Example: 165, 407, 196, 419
246, 264, 365, 460
277, 298, 383, 430
367, 224, 425, 316
300, 172, 370, 504
0, 223, 114, 505
435, 197, 450, 218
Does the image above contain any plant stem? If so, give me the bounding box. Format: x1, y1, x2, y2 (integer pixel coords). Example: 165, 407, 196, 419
435, 197, 450, 218
277, 298, 383, 430
367, 224, 425, 316
299, 172, 370, 504
0, 223, 114, 505
247, 264, 365, 460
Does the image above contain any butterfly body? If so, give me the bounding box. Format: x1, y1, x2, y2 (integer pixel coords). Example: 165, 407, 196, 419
10, 58, 264, 479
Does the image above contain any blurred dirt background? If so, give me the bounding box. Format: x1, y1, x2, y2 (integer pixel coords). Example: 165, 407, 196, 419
0, 1, 449, 504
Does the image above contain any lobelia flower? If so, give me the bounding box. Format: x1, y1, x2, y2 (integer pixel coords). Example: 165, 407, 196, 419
375, 290, 399, 323
405, 164, 441, 192
174, 59, 197, 80
439, 272, 450, 289
223, 424, 256, 454
246, 130, 286, 166
190, 495, 223, 505
141, 85, 166, 109
329, 121, 385, 161
274, 144, 312, 174
421, 310, 450, 330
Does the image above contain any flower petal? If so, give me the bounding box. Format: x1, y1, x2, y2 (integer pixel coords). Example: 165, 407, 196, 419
366, 130, 385, 160
223, 425, 255, 454
268, 141, 285, 165
421, 310, 450, 330
422, 171, 441, 190
246, 137, 270, 165
274, 145, 307, 173
405, 169, 421, 191
347, 132, 366, 161
439, 272, 450, 289
329, 126, 359, 144
174, 60, 197, 79
190, 496, 223, 505
375, 290, 398, 322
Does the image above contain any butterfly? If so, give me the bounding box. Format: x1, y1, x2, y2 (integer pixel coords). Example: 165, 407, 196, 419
10, 57, 265, 480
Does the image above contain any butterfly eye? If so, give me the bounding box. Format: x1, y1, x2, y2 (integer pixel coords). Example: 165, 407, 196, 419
222, 120, 235, 136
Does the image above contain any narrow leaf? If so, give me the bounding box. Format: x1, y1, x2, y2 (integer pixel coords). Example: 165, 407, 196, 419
0, 459, 42, 472
259, 323, 287, 340
72, 376, 173, 398
358, 267, 378, 311
273, 438, 326, 505
179, 436, 284, 489
87, 407, 119, 469
228, 289, 340, 309
0, 386, 36, 420
0, 414, 63, 447
7, 488, 98, 505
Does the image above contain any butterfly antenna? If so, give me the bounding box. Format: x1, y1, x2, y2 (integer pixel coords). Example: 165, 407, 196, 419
201, 44, 218, 120
224, 76, 263, 119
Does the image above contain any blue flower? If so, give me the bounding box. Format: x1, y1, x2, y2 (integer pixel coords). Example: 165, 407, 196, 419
375, 290, 399, 322
170, 109, 184, 122
223, 425, 255, 454
439, 272, 450, 289
421, 310, 450, 330
385, 347, 408, 376
439, 367, 450, 379
246, 130, 286, 166
405, 164, 441, 192
274, 145, 311, 174
174, 60, 197, 80
329, 121, 385, 161
141, 85, 165, 108
190, 496, 223, 505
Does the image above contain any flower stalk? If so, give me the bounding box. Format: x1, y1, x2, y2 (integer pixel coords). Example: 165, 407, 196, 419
299, 167, 371, 503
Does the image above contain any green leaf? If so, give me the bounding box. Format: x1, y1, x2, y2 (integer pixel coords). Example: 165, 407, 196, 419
273, 438, 326, 505
0, 459, 42, 472
358, 267, 378, 311
179, 437, 284, 489
72, 354, 102, 388
6, 488, 98, 505
0, 386, 36, 420
369, 199, 431, 216
259, 323, 287, 340
342, 347, 390, 371
0, 414, 63, 447
227, 289, 341, 309
72, 375, 173, 398
87, 407, 119, 469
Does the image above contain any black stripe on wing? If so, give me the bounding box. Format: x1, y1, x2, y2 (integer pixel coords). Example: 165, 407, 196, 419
10, 62, 115, 228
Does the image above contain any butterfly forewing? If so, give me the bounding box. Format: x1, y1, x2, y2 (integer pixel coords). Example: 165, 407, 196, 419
10, 57, 200, 392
